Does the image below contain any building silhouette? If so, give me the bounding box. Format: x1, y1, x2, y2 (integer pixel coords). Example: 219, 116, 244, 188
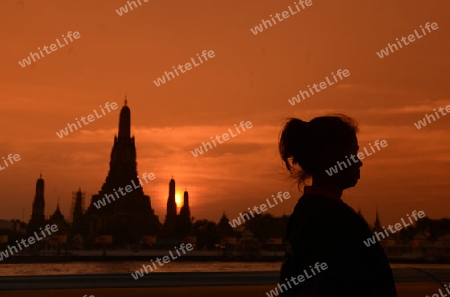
373, 207, 383, 233
81, 99, 161, 246
217, 213, 234, 239
26, 175, 70, 251
164, 178, 177, 230
178, 190, 192, 238
70, 189, 85, 234
24, 99, 198, 249
162, 178, 192, 239
179, 190, 191, 223
27, 174, 46, 234
48, 201, 70, 235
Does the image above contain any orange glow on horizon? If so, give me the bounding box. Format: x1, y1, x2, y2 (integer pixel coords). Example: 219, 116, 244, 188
0, 0, 448, 227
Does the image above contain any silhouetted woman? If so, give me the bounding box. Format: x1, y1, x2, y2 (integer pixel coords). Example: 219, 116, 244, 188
278, 115, 397, 297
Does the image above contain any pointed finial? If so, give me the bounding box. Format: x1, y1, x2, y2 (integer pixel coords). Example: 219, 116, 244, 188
124, 95, 127, 106
40, 170, 42, 179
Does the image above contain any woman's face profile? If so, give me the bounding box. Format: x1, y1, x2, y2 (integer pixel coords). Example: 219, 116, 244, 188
338, 135, 362, 190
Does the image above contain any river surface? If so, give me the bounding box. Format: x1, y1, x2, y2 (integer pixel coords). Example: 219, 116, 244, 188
1, 262, 450, 276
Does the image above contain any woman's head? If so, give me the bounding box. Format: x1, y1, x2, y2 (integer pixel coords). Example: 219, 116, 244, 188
278, 114, 362, 191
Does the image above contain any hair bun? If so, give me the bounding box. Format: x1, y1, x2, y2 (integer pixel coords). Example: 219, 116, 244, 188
278, 118, 309, 172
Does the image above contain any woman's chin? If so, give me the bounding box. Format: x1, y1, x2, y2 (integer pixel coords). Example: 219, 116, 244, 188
345, 177, 360, 188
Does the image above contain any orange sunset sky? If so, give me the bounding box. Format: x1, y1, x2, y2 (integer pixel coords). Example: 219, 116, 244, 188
0, 0, 449, 227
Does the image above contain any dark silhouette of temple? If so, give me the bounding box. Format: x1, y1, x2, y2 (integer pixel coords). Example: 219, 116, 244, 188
179, 190, 191, 236
27, 174, 69, 251
164, 178, 178, 235
27, 174, 46, 234
162, 178, 191, 239
26, 99, 193, 248
373, 206, 382, 232
71, 189, 84, 235
81, 99, 161, 245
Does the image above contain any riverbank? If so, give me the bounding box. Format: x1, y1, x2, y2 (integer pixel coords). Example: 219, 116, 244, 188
1, 251, 448, 264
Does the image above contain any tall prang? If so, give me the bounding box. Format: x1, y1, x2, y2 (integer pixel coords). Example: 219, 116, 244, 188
27, 174, 46, 234
372, 207, 382, 233
163, 178, 178, 238
179, 190, 190, 220
178, 190, 192, 238
166, 178, 177, 220
71, 188, 84, 234
83, 98, 161, 246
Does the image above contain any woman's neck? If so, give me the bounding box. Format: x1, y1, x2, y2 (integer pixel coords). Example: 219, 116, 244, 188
304, 184, 343, 201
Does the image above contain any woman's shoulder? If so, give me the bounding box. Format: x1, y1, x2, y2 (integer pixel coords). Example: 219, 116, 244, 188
297, 194, 347, 213
293, 194, 358, 226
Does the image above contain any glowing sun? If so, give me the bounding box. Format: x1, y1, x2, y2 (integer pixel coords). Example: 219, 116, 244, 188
175, 192, 182, 208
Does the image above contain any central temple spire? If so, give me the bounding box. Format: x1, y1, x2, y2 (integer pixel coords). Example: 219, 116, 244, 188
118, 98, 130, 140
84, 98, 161, 245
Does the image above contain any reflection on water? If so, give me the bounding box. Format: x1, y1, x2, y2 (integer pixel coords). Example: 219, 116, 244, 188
0, 261, 281, 276
0, 262, 449, 276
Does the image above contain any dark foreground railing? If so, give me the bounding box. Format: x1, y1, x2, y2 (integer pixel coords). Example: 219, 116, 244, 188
1, 269, 450, 291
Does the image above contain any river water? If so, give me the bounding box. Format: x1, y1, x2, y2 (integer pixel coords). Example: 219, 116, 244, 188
1, 262, 450, 276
